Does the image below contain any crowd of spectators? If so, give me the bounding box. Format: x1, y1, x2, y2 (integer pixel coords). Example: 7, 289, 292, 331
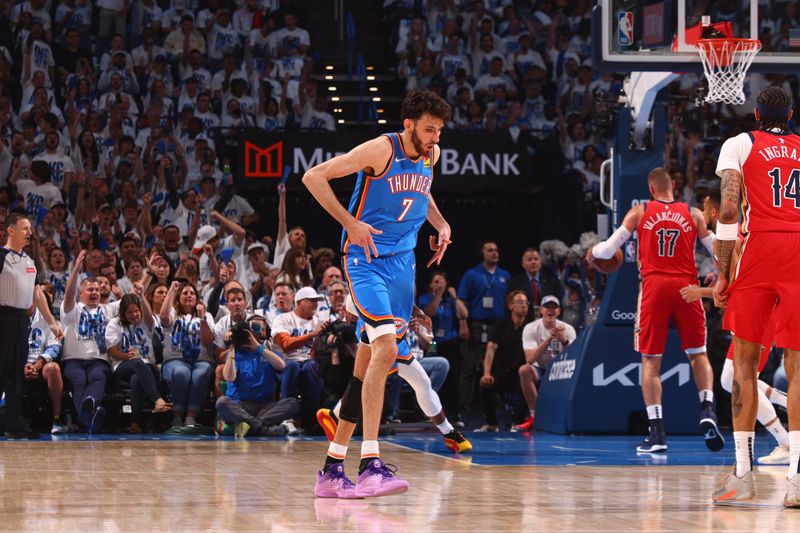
2, 0, 798, 437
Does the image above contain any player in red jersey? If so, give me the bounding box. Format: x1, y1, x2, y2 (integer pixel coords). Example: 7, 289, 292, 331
712, 87, 800, 506
681, 188, 789, 465
590, 167, 721, 453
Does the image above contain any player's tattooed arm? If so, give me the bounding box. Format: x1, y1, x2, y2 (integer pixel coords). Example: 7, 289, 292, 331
715, 168, 742, 283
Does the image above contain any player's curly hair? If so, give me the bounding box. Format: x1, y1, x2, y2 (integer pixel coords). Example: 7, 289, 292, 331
757, 86, 792, 132
401, 89, 452, 122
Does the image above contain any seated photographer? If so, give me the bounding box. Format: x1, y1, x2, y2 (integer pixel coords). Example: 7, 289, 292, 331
314, 301, 358, 401
105, 286, 172, 434
25, 283, 66, 434
212, 286, 252, 396
216, 320, 300, 437
271, 287, 329, 427
159, 280, 217, 430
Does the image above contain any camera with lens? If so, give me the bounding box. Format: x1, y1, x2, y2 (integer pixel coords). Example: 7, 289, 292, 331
318, 319, 357, 352
230, 321, 254, 351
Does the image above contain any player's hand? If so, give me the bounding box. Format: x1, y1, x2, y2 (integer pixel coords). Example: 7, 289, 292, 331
345, 218, 382, 262
480, 374, 494, 387
426, 226, 452, 268
712, 278, 729, 308
679, 284, 703, 303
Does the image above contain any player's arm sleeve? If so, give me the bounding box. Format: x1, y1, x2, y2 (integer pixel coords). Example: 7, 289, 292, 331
715, 133, 752, 177
592, 225, 632, 260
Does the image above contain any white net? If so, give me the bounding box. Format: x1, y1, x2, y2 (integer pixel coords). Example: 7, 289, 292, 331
696, 39, 761, 105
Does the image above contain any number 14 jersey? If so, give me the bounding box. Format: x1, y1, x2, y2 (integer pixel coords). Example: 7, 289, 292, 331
637, 200, 698, 277
718, 130, 800, 234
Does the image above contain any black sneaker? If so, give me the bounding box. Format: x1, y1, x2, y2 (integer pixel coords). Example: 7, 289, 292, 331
700, 408, 725, 451
5, 429, 41, 440
637, 430, 667, 453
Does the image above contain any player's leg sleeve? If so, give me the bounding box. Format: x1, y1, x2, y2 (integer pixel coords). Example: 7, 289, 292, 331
339, 376, 363, 423
397, 358, 442, 418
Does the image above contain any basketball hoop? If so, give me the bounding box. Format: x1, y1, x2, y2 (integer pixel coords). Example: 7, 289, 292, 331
696, 38, 761, 105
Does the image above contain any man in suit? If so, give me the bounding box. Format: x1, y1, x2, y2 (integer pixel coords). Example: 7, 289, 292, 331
506, 248, 563, 320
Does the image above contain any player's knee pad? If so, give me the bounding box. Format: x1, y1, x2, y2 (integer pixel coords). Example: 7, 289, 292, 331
339, 376, 363, 423
720, 358, 734, 394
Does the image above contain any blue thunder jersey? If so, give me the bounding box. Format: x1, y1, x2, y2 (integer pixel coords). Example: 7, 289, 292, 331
342, 132, 434, 257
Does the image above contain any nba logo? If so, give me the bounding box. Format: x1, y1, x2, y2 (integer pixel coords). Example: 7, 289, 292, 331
617, 11, 633, 47
624, 241, 636, 263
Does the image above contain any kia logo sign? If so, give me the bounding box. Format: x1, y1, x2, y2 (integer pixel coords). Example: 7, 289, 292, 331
244, 141, 283, 178
611, 310, 636, 320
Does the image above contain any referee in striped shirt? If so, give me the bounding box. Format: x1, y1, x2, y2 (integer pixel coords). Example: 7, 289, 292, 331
1, 212, 63, 439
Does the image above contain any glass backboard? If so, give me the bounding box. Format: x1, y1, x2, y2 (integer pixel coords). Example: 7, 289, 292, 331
594, 0, 800, 72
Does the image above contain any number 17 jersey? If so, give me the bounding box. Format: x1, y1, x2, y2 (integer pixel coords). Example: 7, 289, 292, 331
636, 200, 698, 277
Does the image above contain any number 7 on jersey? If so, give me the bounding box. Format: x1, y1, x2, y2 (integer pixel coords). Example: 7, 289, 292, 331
397, 198, 414, 221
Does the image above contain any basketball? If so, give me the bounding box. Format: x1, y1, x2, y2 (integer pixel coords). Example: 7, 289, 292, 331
586, 248, 624, 274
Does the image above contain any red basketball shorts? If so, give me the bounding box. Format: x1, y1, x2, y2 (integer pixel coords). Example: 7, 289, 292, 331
724, 232, 800, 351
634, 274, 707, 356
724, 312, 773, 373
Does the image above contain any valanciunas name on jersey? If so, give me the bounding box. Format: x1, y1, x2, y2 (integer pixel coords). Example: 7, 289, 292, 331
641, 210, 692, 233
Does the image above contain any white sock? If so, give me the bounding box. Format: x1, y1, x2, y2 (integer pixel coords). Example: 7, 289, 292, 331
646, 404, 663, 420
185, 416, 197, 426
360, 440, 380, 459
789, 431, 800, 480
327, 442, 348, 460
759, 381, 788, 408
734, 431, 755, 478
530, 409, 536, 418
436, 420, 454, 435
699, 389, 714, 405
765, 419, 790, 449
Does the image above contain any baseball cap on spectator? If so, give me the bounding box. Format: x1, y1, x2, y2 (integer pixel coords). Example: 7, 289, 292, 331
541, 295, 561, 307
517, 32, 531, 41
98, 203, 112, 212
124, 231, 142, 243
295, 287, 324, 303
248, 242, 268, 254
193, 225, 217, 248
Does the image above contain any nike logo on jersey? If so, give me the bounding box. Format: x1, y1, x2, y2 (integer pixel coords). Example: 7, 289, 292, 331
394, 157, 406, 162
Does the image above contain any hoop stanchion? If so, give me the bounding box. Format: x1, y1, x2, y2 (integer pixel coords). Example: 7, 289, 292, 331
696, 38, 761, 105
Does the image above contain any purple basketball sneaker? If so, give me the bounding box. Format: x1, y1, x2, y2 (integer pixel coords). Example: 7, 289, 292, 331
314, 463, 360, 499
354, 459, 409, 498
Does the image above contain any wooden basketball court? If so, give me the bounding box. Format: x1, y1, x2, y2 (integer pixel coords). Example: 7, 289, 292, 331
3, 433, 799, 532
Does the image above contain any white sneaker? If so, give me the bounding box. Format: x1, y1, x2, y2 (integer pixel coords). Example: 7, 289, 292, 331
474, 424, 499, 432
758, 445, 790, 465
279, 419, 302, 436
785, 474, 800, 508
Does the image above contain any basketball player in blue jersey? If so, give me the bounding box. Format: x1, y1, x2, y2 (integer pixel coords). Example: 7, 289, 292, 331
304, 89, 453, 498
